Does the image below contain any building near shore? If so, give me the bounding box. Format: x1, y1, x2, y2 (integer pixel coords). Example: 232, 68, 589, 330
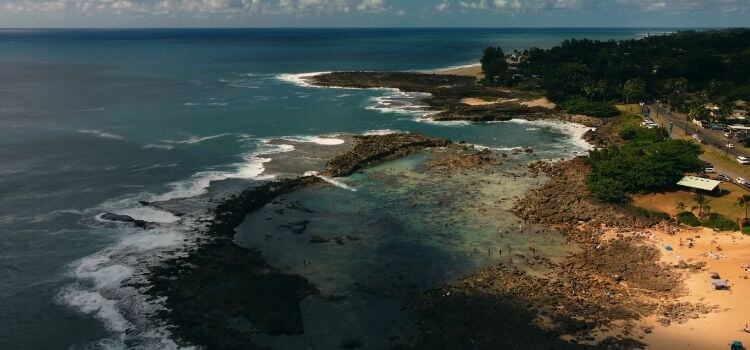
677, 176, 721, 194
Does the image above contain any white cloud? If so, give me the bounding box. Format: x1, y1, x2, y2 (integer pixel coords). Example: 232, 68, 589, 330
356, 0, 385, 12
0, 0, 748, 20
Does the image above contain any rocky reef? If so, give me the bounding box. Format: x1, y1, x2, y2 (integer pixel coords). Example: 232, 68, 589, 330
323, 133, 451, 177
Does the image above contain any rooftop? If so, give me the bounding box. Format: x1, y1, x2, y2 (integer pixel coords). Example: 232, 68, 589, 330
677, 176, 721, 192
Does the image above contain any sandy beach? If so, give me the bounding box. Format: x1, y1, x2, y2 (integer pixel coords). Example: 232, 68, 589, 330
600, 226, 750, 349
461, 96, 557, 109
434, 63, 484, 78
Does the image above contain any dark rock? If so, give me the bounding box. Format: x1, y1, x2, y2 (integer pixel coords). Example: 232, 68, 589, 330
340, 339, 363, 349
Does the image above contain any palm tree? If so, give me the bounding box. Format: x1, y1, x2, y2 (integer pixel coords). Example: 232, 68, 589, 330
737, 195, 750, 225
693, 193, 710, 218
676, 201, 686, 213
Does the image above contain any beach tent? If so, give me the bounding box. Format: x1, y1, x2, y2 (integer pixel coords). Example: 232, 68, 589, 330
712, 279, 730, 290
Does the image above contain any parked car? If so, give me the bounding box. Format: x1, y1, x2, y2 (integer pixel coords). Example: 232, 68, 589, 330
727, 143, 735, 148
704, 167, 715, 173
717, 174, 732, 181
738, 156, 750, 165
724, 132, 733, 138
737, 177, 747, 185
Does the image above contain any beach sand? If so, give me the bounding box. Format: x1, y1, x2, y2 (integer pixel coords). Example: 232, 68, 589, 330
461, 96, 556, 109
603, 226, 750, 349
435, 64, 484, 78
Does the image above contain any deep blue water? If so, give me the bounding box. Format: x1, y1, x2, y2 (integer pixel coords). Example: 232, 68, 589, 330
0, 28, 672, 349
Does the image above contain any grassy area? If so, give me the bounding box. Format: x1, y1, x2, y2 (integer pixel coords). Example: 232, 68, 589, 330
601, 104, 643, 138
632, 183, 750, 224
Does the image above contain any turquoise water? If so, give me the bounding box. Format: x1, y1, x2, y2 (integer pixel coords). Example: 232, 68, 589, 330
0, 28, 668, 349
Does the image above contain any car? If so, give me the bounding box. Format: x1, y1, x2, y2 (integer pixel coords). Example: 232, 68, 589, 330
692, 134, 700, 139
718, 174, 732, 181
727, 143, 735, 148
724, 132, 733, 138
738, 156, 750, 165
705, 167, 715, 173
737, 177, 747, 185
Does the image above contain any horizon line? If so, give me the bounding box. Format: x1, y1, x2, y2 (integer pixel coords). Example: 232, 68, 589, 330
0, 25, 738, 30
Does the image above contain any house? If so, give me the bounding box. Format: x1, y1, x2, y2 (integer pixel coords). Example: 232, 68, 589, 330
677, 176, 721, 194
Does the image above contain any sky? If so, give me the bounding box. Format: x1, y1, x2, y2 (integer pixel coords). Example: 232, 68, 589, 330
0, 0, 749, 28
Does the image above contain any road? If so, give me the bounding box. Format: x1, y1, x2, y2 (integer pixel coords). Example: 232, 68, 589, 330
648, 103, 750, 159
646, 103, 750, 182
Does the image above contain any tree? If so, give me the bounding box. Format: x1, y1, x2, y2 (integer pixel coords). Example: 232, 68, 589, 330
595, 79, 608, 102
480, 46, 508, 86
665, 78, 688, 112
688, 97, 711, 122
737, 194, 750, 224
716, 98, 734, 122
676, 201, 686, 213
693, 193, 710, 218
623, 78, 646, 104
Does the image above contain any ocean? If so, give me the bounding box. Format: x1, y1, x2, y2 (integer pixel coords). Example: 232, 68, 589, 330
0, 28, 672, 349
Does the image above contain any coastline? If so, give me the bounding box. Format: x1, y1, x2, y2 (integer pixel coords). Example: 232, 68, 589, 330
133, 67, 747, 349
296, 69, 750, 348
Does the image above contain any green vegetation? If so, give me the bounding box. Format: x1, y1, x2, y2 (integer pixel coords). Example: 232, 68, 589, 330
560, 97, 619, 118
702, 213, 739, 231
619, 125, 668, 143
480, 46, 508, 86
677, 211, 701, 226
485, 29, 750, 118
587, 128, 704, 202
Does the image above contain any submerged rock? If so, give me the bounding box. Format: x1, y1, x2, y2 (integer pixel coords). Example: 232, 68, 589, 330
100, 212, 148, 228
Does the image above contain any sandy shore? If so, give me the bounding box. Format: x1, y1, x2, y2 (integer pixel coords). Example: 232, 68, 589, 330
434, 63, 483, 78
603, 226, 750, 349
461, 96, 556, 109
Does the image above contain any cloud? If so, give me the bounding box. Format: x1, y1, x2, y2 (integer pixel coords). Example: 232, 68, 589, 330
0, 0, 748, 22
355, 0, 385, 12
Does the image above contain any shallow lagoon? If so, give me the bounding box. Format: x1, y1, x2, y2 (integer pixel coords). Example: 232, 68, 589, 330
236, 150, 579, 348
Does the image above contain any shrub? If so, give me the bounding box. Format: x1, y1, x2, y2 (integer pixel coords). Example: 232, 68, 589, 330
619, 126, 668, 143
702, 213, 739, 231
677, 211, 701, 226
742, 226, 750, 235
626, 206, 670, 221
587, 139, 704, 202
561, 97, 620, 118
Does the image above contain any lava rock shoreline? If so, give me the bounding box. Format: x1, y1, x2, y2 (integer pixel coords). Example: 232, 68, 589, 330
142, 133, 457, 348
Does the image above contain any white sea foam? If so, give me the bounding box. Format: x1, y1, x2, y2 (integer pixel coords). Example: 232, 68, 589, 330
276, 71, 332, 88
115, 206, 180, 224
281, 135, 346, 145
365, 91, 433, 115
304, 171, 357, 192
183, 101, 229, 107
154, 142, 295, 201
163, 133, 235, 145
78, 129, 125, 140
57, 226, 195, 349
78, 107, 106, 113
143, 143, 175, 150
499, 118, 596, 155
362, 129, 404, 136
